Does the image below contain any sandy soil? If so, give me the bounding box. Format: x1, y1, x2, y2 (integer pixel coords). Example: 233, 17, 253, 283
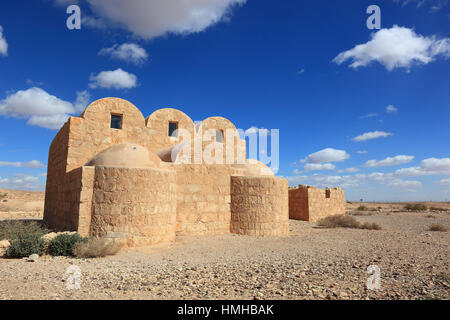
0, 190, 449, 300
0, 189, 44, 220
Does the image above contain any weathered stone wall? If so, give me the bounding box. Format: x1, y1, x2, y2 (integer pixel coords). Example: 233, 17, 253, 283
288, 186, 310, 221
171, 164, 245, 236
230, 176, 289, 236
289, 185, 345, 222
43, 120, 70, 230
89, 166, 177, 247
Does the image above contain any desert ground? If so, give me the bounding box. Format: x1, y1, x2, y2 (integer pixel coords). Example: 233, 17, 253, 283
0, 189, 449, 300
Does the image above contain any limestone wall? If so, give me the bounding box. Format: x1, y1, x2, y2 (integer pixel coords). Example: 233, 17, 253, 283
89, 166, 177, 247
289, 185, 345, 222
171, 164, 245, 236
230, 176, 289, 236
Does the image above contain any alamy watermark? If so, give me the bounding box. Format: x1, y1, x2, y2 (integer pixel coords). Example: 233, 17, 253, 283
366, 265, 381, 290
65, 265, 82, 290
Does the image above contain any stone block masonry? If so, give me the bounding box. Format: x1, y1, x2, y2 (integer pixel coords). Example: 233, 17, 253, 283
289, 185, 345, 222
43, 97, 295, 247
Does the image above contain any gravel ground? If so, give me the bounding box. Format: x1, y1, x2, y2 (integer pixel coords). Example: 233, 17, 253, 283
0, 211, 449, 300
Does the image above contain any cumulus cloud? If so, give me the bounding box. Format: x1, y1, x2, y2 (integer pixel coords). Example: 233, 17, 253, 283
352, 131, 393, 142
0, 87, 88, 129
386, 105, 398, 113
333, 25, 450, 71
0, 25, 8, 57
302, 148, 350, 164
89, 68, 138, 89
304, 163, 336, 172
83, 0, 246, 40
395, 158, 450, 177
0, 160, 45, 168
363, 155, 414, 168
99, 43, 149, 65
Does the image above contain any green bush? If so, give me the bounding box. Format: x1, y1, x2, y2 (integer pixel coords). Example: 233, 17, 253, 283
0, 220, 48, 241
47, 233, 88, 257
6, 234, 45, 258
357, 205, 368, 211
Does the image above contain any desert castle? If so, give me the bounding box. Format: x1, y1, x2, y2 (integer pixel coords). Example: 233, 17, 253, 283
43, 98, 345, 246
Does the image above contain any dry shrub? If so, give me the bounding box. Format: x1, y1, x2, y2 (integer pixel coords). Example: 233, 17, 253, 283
360, 222, 382, 230
73, 237, 122, 258
349, 211, 374, 216
317, 215, 381, 230
404, 203, 427, 211
428, 224, 448, 232
430, 206, 448, 212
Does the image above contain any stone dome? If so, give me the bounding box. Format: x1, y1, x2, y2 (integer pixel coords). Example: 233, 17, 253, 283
85, 143, 161, 168
235, 159, 274, 176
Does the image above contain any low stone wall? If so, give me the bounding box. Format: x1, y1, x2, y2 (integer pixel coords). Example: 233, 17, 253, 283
230, 176, 289, 236
89, 166, 177, 246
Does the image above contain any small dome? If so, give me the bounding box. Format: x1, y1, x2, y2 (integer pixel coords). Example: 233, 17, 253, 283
235, 159, 274, 176
85, 143, 160, 168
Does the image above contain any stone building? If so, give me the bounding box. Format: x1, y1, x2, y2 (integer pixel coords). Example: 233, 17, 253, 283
288, 185, 345, 222
43, 98, 289, 247
43, 97, 345, 247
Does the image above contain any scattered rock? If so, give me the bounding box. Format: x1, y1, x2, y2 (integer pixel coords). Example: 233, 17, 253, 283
27, 254, 39, 262
0, 240, 11, 257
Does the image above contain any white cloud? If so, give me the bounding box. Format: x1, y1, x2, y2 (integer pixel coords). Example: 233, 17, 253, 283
89, 68, 138, 89
395, 157, 450, 177
357, 150, 368, 154
363, 155, 414, 168
302, 148, 350, 164
0, 87, 81, 129
297, 69, 305, 75
439, 178, 450, 185
0, 160, 45, 168
333, 25, 450, 71
387, 179, 421, 188
0, 174, 45, 191
336, 167, 360, 173
84, 0, 246, 40
421, 158, 450, 173
386, 105, 398, 113
99, 43, 149, 65
304, 163, 336, 172
0, 25, 8, 57
352, 131, 393, 142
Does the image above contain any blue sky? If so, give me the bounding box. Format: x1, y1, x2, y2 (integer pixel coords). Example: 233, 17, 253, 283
0, 0, 449, 201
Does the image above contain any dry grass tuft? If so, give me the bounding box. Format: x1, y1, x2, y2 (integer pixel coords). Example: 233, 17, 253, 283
73, 238, 122, 258
317, 215, 381, 230
428, 224, 448, 232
